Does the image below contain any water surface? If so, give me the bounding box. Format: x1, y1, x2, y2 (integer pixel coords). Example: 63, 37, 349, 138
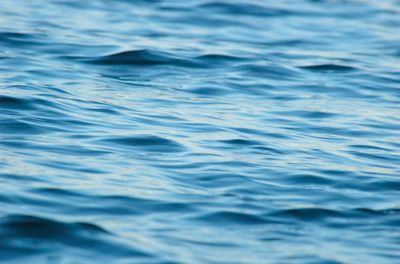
1, 0, 400, 263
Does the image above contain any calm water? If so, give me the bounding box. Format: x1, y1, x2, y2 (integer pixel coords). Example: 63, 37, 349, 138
1, 0, 400, 263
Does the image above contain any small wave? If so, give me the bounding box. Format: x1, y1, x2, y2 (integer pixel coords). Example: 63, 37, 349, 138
0, 32, 43, 47
99, 135, 186, 153
220, 138, 262, 146
273, 110, 338, 119
198, 2, 293, 17
0, 214, 151, 262
195, 53, 246, 66
300, 64, 357, 72
1, 214, 109, 236
177, 84, 232, 96
0, 95, 37, 110
192, 211, 268, 225
0, 95, 61, 112
84, 49, 197, 67
0, 119, 46, 135
28, 188, 195, 216
270, 208, 341, 221
284, 173, 334, 185
364, 180, 400, 192
235, 63, 300, 80
270, 207, 400, 222
77, 49, 246, 69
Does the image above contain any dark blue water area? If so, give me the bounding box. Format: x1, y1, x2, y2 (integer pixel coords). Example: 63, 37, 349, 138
1, 0, 400, 263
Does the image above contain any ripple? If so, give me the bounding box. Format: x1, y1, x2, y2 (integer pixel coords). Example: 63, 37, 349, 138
0, 95, 33, 109
220, 138, 262, 146
0, 119, 46, 135
300, 64, 357, 72
0, 95, 61, 113
270, 208, 342, 221
79, 49, 246, 69
0, 214, 151, 262
28, 188, 195, 216
270, 207, 400, 224
1, 214, 109, 236
179, 84, 231, 96
192, 211, 268, 225
195, 53, 247, 66
98, 135, 186, 153
84, 49, 197, 67
274, 110, 338, 119
198, 2, 293, 17
235, 63, 301, 80
0, 32, 43, 47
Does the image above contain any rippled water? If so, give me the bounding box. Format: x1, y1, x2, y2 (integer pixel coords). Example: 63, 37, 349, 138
1, 0, 400, 263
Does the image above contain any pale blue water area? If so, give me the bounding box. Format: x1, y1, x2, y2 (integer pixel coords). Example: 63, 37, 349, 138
1, 0, 400, 263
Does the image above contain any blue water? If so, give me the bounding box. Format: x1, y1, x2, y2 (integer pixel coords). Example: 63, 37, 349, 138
1, 0, 399, 263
